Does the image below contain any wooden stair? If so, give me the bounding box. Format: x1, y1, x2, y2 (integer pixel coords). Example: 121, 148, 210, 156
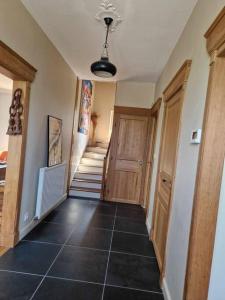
69, 145, 108, 200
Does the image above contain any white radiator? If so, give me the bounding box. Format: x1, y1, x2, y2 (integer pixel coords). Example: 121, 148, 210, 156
35, 162, 67, 219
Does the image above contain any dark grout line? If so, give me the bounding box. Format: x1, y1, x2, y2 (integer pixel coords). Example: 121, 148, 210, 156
101, 204, 118, 300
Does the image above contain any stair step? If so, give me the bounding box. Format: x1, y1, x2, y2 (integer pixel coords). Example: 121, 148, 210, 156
78, 165, 103, 174
70, 187, 101, 193
96, 142, 109, 149
69, 189, 101, 199
86, 147, 107, 154
71, 179, 101, 189
75, 172, 102, 181
83, 152, 105, 160
81, 158, 104, 167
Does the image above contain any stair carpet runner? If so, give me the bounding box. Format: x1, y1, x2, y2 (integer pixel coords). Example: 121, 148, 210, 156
69, 145, 107, 200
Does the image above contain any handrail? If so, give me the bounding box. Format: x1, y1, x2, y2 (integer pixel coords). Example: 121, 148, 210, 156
101, 139, 111, 200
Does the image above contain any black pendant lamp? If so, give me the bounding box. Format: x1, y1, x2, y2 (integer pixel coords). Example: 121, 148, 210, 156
91, 17, 117, 78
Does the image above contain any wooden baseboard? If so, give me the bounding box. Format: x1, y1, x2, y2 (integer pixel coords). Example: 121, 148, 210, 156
0, 246, 8, 256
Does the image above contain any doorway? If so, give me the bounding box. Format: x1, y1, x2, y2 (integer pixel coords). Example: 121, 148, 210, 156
151, 61, 192, 273
0, 41, 36, 248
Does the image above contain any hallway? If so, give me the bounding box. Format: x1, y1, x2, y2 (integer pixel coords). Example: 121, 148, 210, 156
0, 198, 164, 299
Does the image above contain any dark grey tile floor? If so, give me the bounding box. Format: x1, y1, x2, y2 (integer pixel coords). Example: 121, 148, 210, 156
0, 198, 164, 300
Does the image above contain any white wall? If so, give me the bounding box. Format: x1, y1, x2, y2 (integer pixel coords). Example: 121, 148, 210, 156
0, 0, 77, 236
92, 81, 116, 143
146, 1, 225, 299
0, 90, 12, 152
116, 81, 155, 108
208, 161, 225, 300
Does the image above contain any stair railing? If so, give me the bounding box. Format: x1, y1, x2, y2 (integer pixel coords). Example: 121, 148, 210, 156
101, 139, 111, 200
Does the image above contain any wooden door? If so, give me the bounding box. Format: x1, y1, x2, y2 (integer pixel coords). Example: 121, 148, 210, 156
107, 107, 149, 204
151, 61, 191, 272
152, 91, 182, 269
142, 98, 162, 211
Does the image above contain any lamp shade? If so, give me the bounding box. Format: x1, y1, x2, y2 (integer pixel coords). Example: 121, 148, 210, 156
91, 56, 117, 78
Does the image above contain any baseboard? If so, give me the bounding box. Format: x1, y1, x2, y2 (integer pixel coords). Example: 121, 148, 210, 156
19, 193, 67, 240
146, 217, 151, 235
162, 278, 172, 300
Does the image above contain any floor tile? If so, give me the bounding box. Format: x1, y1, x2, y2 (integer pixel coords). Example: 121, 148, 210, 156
94, 204, 116, 216
0, 271, 42, 300
111, 232, 155, 257
33, 277, 103, 300
0, 241, 60, 275
48, 246, 108, 283
57, 198, 97, 213
104, 286, 164, 300
24, 222, 74, 244
67, 228, 112, 250
115, 217, 148, 235
45, 209, 86, 225
106, 252, 161, 292
116, 207, 145, 220
90, 214, 114, 230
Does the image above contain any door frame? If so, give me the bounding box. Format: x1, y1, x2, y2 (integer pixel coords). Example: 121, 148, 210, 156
184, 8, 225, 300
142, 98, 162, 212
0, 41, 37, 248
151, 60, 192, 275
106, 105, 151, 204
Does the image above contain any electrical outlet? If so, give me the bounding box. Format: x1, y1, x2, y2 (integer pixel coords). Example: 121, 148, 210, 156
24, 212, 29, 222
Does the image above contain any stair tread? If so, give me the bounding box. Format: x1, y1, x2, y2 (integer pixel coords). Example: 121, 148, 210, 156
73, 178, 102, 184
70, 187, 101, 193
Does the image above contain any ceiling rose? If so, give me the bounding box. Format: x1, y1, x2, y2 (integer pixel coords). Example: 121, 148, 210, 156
95, 0, 122, 32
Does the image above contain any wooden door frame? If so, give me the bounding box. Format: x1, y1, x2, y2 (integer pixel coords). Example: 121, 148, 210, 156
142, 98, 162, 212
150, 60, 192, 275
106, 105, 151, 204
0, 41, 37, 248
184, 8, 225, 300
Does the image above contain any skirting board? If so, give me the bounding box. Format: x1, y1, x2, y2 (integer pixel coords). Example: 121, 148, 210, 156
146, 217, 151, 235
19, 193, 67, 240
162, 278, 172, 300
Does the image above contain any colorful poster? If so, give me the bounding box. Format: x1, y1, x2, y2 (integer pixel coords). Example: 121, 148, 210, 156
78, 80, 92, 135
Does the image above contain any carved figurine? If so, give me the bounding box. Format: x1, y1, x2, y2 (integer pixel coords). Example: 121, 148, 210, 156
7, 88, 23, 136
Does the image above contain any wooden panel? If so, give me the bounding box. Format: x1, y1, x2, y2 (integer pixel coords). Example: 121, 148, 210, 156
161, 92, 182, 177
151, 61, 191, 275
153, 197, 168, 270
1, 81, 31, 247
106, 107, 149, 204
205, 7, 225, 54
114, 105, 150, 116
0, 41, 36, 82
164, 60, 192, 101
117, 115, 148, 160
184, 57, 225, 300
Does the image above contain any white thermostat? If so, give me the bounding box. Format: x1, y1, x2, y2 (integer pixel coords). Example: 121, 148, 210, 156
191, 129, 202, 144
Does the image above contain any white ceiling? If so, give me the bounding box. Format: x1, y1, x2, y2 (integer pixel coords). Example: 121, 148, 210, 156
21, 0, 197, 82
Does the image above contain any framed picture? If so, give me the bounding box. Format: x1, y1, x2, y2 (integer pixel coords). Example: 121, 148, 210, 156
78, 80, 93, 135
48, 115, 62, 167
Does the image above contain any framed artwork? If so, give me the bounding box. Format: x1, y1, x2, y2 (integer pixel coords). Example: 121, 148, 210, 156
48, 115, 62, 167
78, 80, 93, 135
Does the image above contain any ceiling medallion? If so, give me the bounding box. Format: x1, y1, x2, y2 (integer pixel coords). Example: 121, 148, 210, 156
95, 0, 122, 31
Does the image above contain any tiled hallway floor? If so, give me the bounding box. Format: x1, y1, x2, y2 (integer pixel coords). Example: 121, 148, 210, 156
0, 198, 164, 300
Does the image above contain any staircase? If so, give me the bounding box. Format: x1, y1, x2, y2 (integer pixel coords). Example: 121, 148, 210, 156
69, 145, 107, 200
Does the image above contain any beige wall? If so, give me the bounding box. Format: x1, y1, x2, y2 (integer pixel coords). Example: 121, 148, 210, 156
0, 0, 77, 237
146, 1, 225, 299
116, 81, 155, 108
92, 81, 116, 143
0, 90, 12, 152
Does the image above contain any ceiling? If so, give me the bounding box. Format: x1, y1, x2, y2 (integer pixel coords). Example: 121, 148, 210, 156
21, 0, 197, 82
